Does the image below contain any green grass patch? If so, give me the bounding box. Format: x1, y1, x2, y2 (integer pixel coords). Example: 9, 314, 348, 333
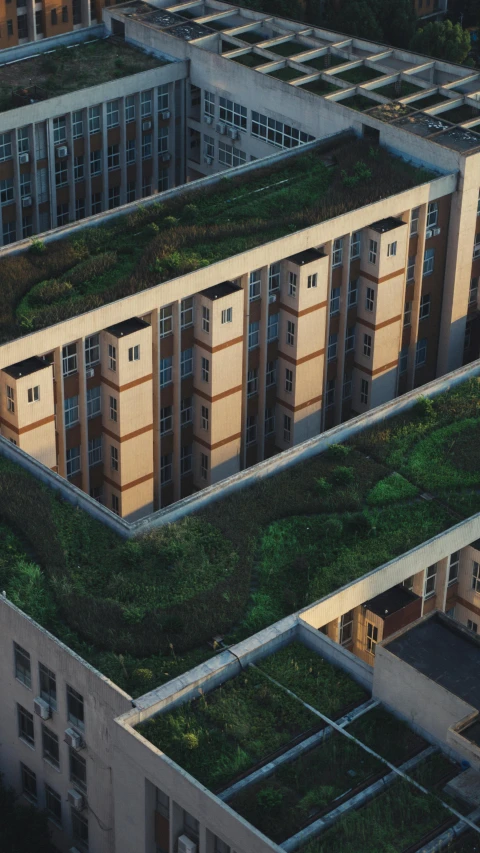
299, 79, 341, 95
137, 667, 320, 790
267, 66, 307, 81
341, 94, 378, 111
335, 65, 384, 84
348, 707, 427, 765
231, 52, 270, 67
268, 40, 306, 57
375, 80, 423, 99
366, 472, 419, 505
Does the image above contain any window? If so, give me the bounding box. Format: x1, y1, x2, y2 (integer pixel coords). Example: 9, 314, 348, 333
221, 307, 232, 324
249, 321, 260, 349
181, 397, 192, 426
360, 378, 369, 405
18, 704, 34, 745
426, 201, 438, 229
70, 749, 87, 792
201, 406, 209, 431
326, 378, 335, 408
307, 272, 318, 289
67, 685, 84, 731
2, 221, 16, 244
62, 344, 77, 378
87, 386, 101, 419
448, 552, 459, 585
160, 406, 172, 435
56, 203, 69, 227
159, 306, 173, 338
410, 207, 419, 236
350, 231, 361, 259
109, 396, 117, 422
52, 116, 66, 145
72, 155, 84, 184
14, 643, 31, 687
110, 444, 119, 472
27, 385, 39, 403
181, 348, 193, 377
158, 126, 168, 155
0, 177, 14, 206
141, 90, 152, 117
345, 325, 355, 353
84, 334, 99, 368
107, 144, 120, 171
39, 663, 56, 709
219, 97, 247, 130
265, 407, 275, 436
128, 345, 140, 362
22, 216, 33, 238
108, 344, 116, 372
330, 287, 340, 316
419, 294, 430, 320
66, 447, 80, 478
474, 234, 480, 260
339, 611, 354, 646
158, 169, 169, 193
160, 357, 172, 387
201, 357, 209, 382
181, 297, 194, 328
6, 19, 13, 37
35, 8, 44, 31
106, 99, 119, 129
467, 619, 478, 633
204, 134, 214, 160
64, 396, 79, 428
247, 368, 258, 396
202, 305, 210, 333
365, 287, 375, 312
200, 453, 208, 481
123, 138, 136, 166
423, 248, 435, 276
249, 269, 261, 301
89, 149, 102, 177
469, 277, 478, 307
61, 4, 68, 21
54, 159, 68, 188
415, 338, 427, 367
111, 494, 120, 515
343, 370, 352, 399
20, 172, 31, 199
251, 111, 313, 148
72, 110, 83, 139
269, 262, 280, 292
283, 414, 291, 443
332, 238, 343, 267
17, 12, 28, 37
348, 278, 358, 307
288, 271, 297, 298
286, 320, 295, 347
88, 105, 100, 135
125, 95, 135, 123
266, 360, 276, 387
0, 132, 12, 161
403, 300, 412, 328
246, 415, 257, 445
366, 622, 378, 655
158, 84, 169, 113
75, 195, 86, 220
422, 563, 437, 598
204, 90, 215, 118
161, 453, 172, 485
91, 192, 102, 214
363, 333, 372, 358
142, 134, 152, 160
21, 764, 37, 803
328, 333, 338, 361
88, 437, 102, 467
387, 241, 397, 257
42, 726, 59, 768
181, 445, 192, 476
268, 312, 278, 341
399, 346, 408, 375
45, 785, 62, 825
6, 384, 14, 413
473, 561, 480, 593
368, 239, 377, 265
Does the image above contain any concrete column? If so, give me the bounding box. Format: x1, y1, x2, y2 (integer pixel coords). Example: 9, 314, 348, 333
119, 97, 127, 207
395, 209, 413, 397
77, 336, 90, 496
84, 109, 92, 217
30, 123, 39, 235
152, 86, 159, 196
407, 203, 427, 390
320, 238, 333, 432
135, 93, 142, 201
26, 0, 35, 41
81, 0, 91, 28
334, 233, 351, 425
257, 265, 269, 461
53, 346, 66, 478
13, 128, 22, 242
101, 102, 108, 211
46, 117, 56, 230
66, 111, 75, 223
151, 308, 161, 510
172, 301, 181, 503
438, 556, 450, 613
240, 273, 250, 470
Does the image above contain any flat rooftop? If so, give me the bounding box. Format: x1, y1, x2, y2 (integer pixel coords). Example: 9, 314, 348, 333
1, 135, 434, 341
2, 355, 51, 379
387, 613, 480, 710
364, 584, 419, 617
111, 0, 480, 152
0, 36, 168, 112
105, 317, 150, 338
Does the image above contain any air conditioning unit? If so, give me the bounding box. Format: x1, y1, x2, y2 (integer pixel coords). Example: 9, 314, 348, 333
177, 836, 197, 853
19, 152, 29, 164
425, 229, 433, 239
204, 156, 213, 165
34, 697, 51, 720
161, 109, 171, 120
161, 151, 171, 162
226, 126, 238, 140
432, 227, 441, 236
21, 196, 32, 208
85, 368, 94, 379
56, 145, 68, 158
268, 293, 277, 304
65, 728, 84, 750
216, 122, 226, 135
204, 114, 213, 125
67, 789, 85, 812
142, 120, 152, 131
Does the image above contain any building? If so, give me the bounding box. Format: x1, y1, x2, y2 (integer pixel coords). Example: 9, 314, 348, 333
1, 364, 480, 853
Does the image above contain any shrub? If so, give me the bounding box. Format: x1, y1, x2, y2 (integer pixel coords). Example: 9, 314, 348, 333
367, 473, 418, 506
326, 444, 351, 460
29, 279, 73, 306
257, 788, 284, 809
331, 466, 355, 486
183, 732, 199, 750
314, 476, 332, 496
29, 237, 46, 255
414, 396, 435, 419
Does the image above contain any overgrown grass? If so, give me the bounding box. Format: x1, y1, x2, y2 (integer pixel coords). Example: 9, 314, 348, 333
348, 707, 427, 765
0, 139, 433, 340
334, 65, 384, 84
137, 667, 321, 790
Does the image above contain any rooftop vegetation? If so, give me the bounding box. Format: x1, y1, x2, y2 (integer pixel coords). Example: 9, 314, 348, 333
374, 79, 423, 99
334, 65, 384, 84
0, 378, 479, 698
231, 52, 270, 66
267, 66, 307, 81
0, 38, 165, 113
0, 139, 433, 342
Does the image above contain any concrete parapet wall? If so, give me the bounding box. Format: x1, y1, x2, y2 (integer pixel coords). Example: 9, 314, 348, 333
299, 621, 373, 692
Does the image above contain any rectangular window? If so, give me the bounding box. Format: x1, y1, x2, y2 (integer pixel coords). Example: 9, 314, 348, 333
159, 306, 173, 338
125, 95, 135, 123
21, 764, 37, 803
251, 111, 313, 148
283, 414, 291, 443
340, 611, 354, 646
345, 325, 355, 353
55, 159, 67, 188
404, 301, 412, 327
286, 320, 295, 347
14, 643, 31, 687
360, 378, 369, 405
221, 307, 232, 324
366, 622, 378, 655
111, 493, 119, 515
91, 192, 102, 214
181, 397, 192, 426
64, 396, 79, 428
268, 312, 278, 341
161, 453, 172, 485
52, 116, 66, 145
72, 110, 83, 139
247, 368, 258, 396
201, 405, 209, 431
201, 357, 209, 382
350, 231, 361, 258
424, 564, 437, 597
202, 306, 210, 333
109, 396, 117, 423
18, 704, 34, 745
107, 144, 120, 171
249, 321, 260, 349
473, 561, 480, 593
42, 726, 59, 768
126, 138, 136, 165
17, 127, 29, 155
3, 221, 16, 244
141, 91, 152, 117
468, 619, 478, 633
343, 370, 352, 400
87, 386, 101, 419
200, 453, 208, 481
88, 436, 102, 467
22, 216, 33, 239
368, 239, 377, 265
90, 149, 101, 176
265, 407, 275, 436
39, 663, 56, 709
73, 155, 84, 183
70, 749, 87, 792
410, 207, 419, 235
246, 415, 257, 445
108, 344, 116, 372
330, 287, 340, 316
288, 271, 297, 298
160, 357, 172, 387
106, 99, 119, 129
181, 297, 194, 328
158, 126, 168, 154
128, 345, 140, 362
448, 551, 459, 585
27, 385, 39, 403
426, 201, 438, 229
419, 294, 430, 320
406, 255, 415, 284
204, 134, 214, 160
469, 277, 478, 307
45, 785, 62, 824
266, 360, 276, 387
67, 685, 84, 731
325, 378, 335, 408
181, 348, 193, 377
423, 248, 435, 276
0, 132, 12, 161
62, 343, 77, 377
142, 133, 152, 160
110, 446, 119, 472
399, 346, 408, 375
365, 287, 375, 312
269, 262, 280, 292
158, 84, 169, 113
56, 203, 69, 227
328, 333, 338, 361
85, 334, 100, 368
88, 105, 100, 135
160, 406, 172, 435
363, 333, 372, 358
75, 194, 85, 219
249, 269, 261, 301
415, 337, 427, 367
387, 241, 397, 257
0, 177, 14, 206
219, 97, 247, 130
204, 90, 215, 117
348, 278, 358, 307
332, 238, 343, 267
66, 447, 80, 478
6, 384, 14, 413
307, 273, 317, 289
180, 445, 192, 476
20, 172, 31, 198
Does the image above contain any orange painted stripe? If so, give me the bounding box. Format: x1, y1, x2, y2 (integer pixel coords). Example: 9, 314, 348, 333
194, 384, 242, 403
104, 471, 154, 493
277, 349, 325, 366
193, 335, 243, 354
0, 414, 55, 435
279, 394, 323, 413
101, 373, 153, 393
103, 423, 153, 444
360, 268, 405, 285
194, 432, 242, 451
279, 301, 327, 318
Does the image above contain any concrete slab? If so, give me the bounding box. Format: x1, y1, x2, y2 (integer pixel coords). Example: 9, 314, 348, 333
445, 768, 480, 807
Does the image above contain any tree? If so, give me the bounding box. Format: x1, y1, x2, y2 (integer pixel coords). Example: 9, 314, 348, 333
409, 19, 471, 63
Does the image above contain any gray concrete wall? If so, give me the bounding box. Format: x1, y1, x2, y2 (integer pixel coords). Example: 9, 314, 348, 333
299, 621, 373, 692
